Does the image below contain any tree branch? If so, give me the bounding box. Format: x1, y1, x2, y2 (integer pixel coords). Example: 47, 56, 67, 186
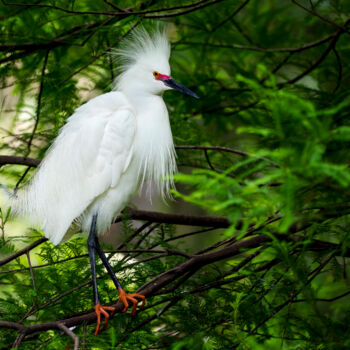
119, 207, 230, 228
0, 237, 47, 267
0, 144, 252, 169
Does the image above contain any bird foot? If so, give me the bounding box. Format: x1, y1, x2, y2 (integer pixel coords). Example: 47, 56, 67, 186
117, 287, 146, 316
94, 301, 115, 336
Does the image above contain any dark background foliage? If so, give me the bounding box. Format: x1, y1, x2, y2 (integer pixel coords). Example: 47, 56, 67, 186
0, 0, 350, 349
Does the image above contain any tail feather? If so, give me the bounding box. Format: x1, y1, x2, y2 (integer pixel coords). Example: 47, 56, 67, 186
1, 185, 44, 239
1, 184, 79, 245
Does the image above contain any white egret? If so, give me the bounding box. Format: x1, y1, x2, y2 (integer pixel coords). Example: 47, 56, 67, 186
4, 27, 199, 335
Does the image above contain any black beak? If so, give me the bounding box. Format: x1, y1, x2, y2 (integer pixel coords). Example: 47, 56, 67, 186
163, 78, 199, 99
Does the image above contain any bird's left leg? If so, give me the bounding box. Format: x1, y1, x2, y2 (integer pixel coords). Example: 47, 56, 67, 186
94, 237, 146, 316
88, 214, 115, 336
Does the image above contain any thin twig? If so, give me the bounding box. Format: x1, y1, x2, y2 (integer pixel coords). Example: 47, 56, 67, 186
246, 253, 335, 338
11, 332, 25, 348
57, 323, 79, 350
0, 0, 214, 17
26, 251, 37, 298
13, 49, 49, 191
175, 144, 249, 157
291, 0, 350, 34
178, 32, 336, 53
204, 149, 216, 171
58, 21, 140, 86
26, 49, 49, 155
332, 46, 342, 93
278, 31, 341, 87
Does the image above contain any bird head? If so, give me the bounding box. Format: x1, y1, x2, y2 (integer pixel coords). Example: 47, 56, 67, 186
152, 71, 199, 98
114, 26, 199, 99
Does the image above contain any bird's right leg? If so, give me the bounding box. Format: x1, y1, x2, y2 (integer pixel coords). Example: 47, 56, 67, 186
87, 214, 115, 336
94, 236, 146, 316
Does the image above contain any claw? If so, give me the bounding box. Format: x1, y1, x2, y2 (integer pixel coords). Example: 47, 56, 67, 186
117, 287, 146, 316
94, 301, 115, 336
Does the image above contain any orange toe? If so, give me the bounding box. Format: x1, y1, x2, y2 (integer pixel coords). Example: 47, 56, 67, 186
94, 301, 115, 336
117, 287, 146, 316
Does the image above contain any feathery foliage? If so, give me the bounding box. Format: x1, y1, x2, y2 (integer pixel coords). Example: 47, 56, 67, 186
0, 0, 350, 349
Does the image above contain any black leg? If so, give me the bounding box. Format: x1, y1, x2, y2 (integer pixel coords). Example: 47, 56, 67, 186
88, 213, 145, 326
87, 214, 99, 305
87, 214, 117, 336
95, 233, 146, 316
95, 235, 122, 289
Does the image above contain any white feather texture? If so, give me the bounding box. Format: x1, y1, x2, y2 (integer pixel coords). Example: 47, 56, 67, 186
116, 26, 170, 66
8, 27, 177, 245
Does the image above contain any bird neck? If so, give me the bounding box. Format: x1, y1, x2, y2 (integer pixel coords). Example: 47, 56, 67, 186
121, 88, 165, 115
120, 88, 175, 200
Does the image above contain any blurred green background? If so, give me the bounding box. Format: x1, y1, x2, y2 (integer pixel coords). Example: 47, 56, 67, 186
0, 0, 350, 349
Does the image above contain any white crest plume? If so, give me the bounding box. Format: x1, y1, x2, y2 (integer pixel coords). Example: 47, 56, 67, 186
114, 25, 170, 73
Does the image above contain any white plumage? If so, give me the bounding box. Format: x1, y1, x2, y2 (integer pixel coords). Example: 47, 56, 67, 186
3, 26, 199, 331
6, 27, 198, 245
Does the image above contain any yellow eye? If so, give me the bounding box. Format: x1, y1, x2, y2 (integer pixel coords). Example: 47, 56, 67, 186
153, 71, 159, 78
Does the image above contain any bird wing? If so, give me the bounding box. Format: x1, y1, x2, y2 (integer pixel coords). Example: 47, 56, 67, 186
23, 92, 136, 245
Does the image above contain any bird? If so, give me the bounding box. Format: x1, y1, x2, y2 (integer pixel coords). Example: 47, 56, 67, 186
3, 26, 199, 335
